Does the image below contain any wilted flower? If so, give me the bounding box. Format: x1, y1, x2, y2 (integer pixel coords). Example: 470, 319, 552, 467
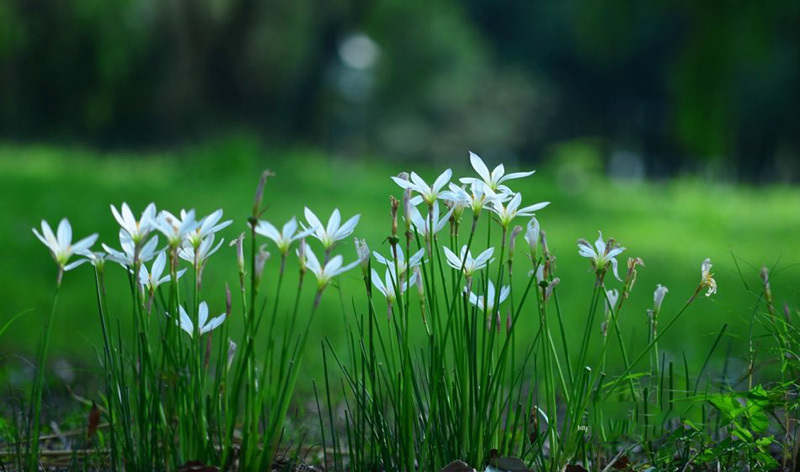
700, 258, 717, 296
103, 230, 159, 268
139, 252, 185, 292
508, 225, 523, 260
466, 280, 510, 314
442, 245, 495, 278
156, 209, 198, 247
33, 219, 98, 273
303, 207, 360, 249
653, 284, 668, 313
111, 202, 157, 244
460, 151, 536, 193
577, 231, 626, 282
254, 244, 270, 284
300, 245, 359, 290
230, 233, 245, 275
490, 193, 550, 229
373, 245, 424, 279
255, 216, 315, 255
175, 301, 226, 338
391, 169, 455, 206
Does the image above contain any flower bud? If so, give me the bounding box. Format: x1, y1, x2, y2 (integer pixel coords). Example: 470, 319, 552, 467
355, 238, 370, 277
390, 196, 400, 239
225, 282, 232, 317
525, 217, 540, 258
653, 284, 668, 313
230, 232, 245, 275
254, 244, 270, 286
226, 339, 237, 371
297, 238, 307, 275
252, 169, 274, 217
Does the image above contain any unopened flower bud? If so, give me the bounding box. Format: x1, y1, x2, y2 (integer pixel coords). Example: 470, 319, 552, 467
390, 196, 399, 239
226, 339, 237, 371
254, 244, 270, 285
225, 282, 232, 316
230, 232, 245, 275
653, 284, 668, 313
525, 217, 540, 258
252, 169, 274, 218
355, 238, 370, 277
506, 310, 512, 335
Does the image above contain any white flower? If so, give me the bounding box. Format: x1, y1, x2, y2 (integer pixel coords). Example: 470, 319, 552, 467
156, 209, 198, 246
255, 217, 315, 255
653, 284, 668, 312
391, 169, 454, 206
524, 217, 540, 254
355, 238, 370, 276
605, 289, 619, 316
371, 267, 414, 303
299, 245, 360, 289
701, 258, 717, 296
186, 209, 232, 247
175, 301, 226, 338
32, 219, 98, 271
466, 280, 510, 313
102, 230, 159, 268
79, 250, 108, 270
407, 202, 454, 238
373, 245, 425, 279
445, 181, 508, 215
179, 234, 223, 267
442, 245, 495, 277
460, 151, 535, 193
303, 207, 360, 249
490, 193, 550, 228
577, 231, 626, 281
139, 252, 185, 291
111, 202, 157, 243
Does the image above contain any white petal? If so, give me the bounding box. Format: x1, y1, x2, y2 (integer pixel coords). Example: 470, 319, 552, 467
304, 208, 323, 236
56, 219, 72, 249
198, 301, 209, 327
432, 169, 452, 192
498, 170, 535, 183
201, 314, 226, 334
469, 152, 491, 183
335, 214, 360, 241
178, 306, 194, 336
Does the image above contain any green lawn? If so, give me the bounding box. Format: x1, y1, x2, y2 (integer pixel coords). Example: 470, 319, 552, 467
2, 139, 799, 389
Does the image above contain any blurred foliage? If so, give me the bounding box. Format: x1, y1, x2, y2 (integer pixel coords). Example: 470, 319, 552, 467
0, 0, 798, 179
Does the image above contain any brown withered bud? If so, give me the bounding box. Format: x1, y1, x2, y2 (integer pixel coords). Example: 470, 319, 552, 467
505, 309, 513, 335
624, 257, 645, 296
540, 230, 550, 259
508, 225, 523, 261
252, 169, 274, 218
390, 196, 400, 239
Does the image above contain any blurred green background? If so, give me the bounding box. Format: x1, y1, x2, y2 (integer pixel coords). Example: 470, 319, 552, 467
1, 0, 799, 388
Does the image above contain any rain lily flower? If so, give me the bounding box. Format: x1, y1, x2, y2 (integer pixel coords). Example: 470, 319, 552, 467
700, 258, 717, 296
466, 280, 510, 314
255, 216, 316, 255
79, 250, 108, 271
445, 181, 508, 216
103, 230, 159, 268
460, 151, 535, 193
371, 267, 414, 303
156, 209, 198, 247
373, 245, 424, 279
391, 169, 455, 206
299, 245, 359, 290
407, 202, 454, 239
111, 202, 157, 244
139, 252, 185, 292
33, 219, 98, 272
303, 207, 360, 249
175, 301, 226, 338
443, 245, 495, 278
525, 217, 540, 256
179, 234, 224, 267
653, 284, 668, 312
186, 209, 232, 247
577, 231, 626, 282
490, 193, 550, 229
